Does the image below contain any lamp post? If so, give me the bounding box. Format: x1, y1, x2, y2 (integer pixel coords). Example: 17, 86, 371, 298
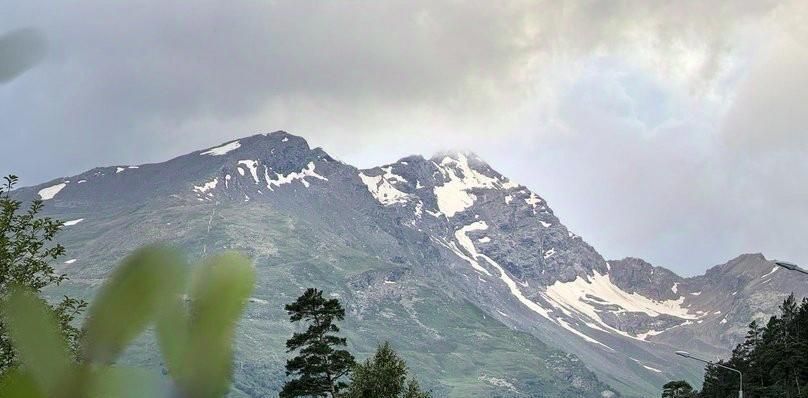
774, 261, 808, 275
675, 351, 743, 398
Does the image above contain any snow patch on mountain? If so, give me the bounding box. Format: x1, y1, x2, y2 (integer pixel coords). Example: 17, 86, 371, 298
761, 265, 778, 279
193, 177, 219, 194
454, 222, 494, 276
525, 193, 543, 207
557, 318, 614, 350
238, 160, 260, 183
500, 178, 520, 189
546, 271, 698, 319
449, 221, 616, 349
635, 329, 665, 341
544, 270, 702, 340
63, 218, 84, 226
432, 154, 502, 217
631, 358, 662, 373
359, 172, 409, 206
380, 166, 407, 184
478, 375, 518, 393
38, 182, 67, 200
201, 140, 241, 156
441, 239, 489, 275
266, 162, 327, 189
413, 202, 424, 218
454, 222, 558, 322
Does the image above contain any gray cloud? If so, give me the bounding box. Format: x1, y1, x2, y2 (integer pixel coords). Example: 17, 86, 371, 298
1, 0, 806, 275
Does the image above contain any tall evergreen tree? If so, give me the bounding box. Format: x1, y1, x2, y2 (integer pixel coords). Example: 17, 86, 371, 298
0, 175, 86, 374
697, 294, 808, 398
661, 380, 696, 398
280, 288, 354, 398
344, 341, 430, 398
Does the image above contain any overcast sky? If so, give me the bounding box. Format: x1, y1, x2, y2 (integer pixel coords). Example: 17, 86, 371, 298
2, 1, 806, 276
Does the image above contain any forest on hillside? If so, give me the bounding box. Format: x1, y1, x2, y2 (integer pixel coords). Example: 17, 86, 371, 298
664, 294, 808, 398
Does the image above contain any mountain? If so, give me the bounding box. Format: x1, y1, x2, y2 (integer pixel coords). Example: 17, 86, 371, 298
15, 131, 808, 397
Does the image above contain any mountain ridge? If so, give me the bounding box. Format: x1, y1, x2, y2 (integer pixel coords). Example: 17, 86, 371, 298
15, 131, 808, 397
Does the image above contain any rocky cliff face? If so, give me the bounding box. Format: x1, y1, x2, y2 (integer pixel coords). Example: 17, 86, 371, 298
18, 131, 808, 397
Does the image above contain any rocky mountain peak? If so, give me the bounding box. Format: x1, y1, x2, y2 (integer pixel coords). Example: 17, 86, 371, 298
197, 131, 334, 169
607, 257, 683, 301
705, 253, 771, 279
15, 131, 808, 398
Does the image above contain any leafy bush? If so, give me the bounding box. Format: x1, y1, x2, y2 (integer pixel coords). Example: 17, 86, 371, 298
1, 175, 86, 372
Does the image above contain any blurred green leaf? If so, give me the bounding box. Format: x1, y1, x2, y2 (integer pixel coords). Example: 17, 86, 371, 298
155, 295, 189, 381
2, 247, 255, 398
1, 287, 70, 396
0, 368, 44, 398
89, 366, 167, 398
81, 245, 187, 364
181, 252, 254, 398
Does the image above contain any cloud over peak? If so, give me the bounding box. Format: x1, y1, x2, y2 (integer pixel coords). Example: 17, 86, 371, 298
1, 0, 806, 274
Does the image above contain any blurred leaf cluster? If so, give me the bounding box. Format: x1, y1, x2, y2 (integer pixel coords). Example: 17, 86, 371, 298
0, 28, 47, 84
0, 245, 255, 398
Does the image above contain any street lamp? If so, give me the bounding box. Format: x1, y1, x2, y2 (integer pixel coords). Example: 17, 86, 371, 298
774, 261, 808, 275
675, 351, 743, 398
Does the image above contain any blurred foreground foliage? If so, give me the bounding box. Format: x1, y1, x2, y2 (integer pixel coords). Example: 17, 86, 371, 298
0, 245, 255, 398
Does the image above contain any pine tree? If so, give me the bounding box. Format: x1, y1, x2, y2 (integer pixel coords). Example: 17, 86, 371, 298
344, 341, 431, 398
661, 380, 696, 398
402, 379, 431, 398
280, 288, 354, 398
0, 175, 86, 374
696, 294, 808, 398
